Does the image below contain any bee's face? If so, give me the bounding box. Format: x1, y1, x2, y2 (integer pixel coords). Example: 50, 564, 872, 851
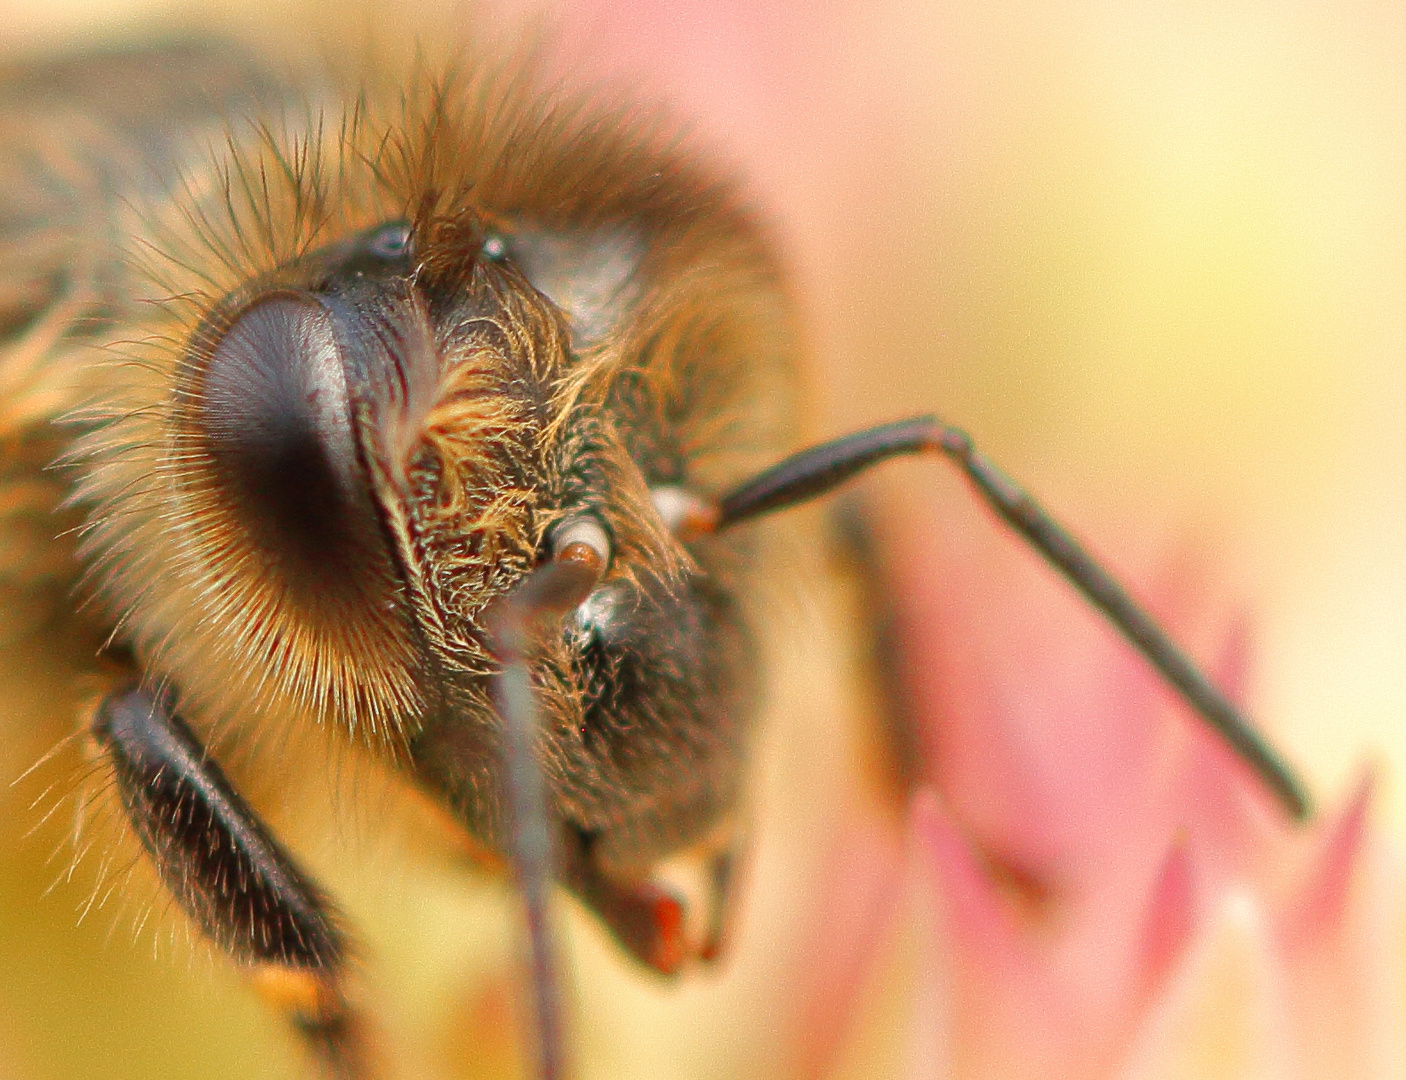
65, 69, 796, 893
173, 209, 755, 860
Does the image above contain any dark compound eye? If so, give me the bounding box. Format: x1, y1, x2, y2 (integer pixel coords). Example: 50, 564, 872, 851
198, 291, 392, 605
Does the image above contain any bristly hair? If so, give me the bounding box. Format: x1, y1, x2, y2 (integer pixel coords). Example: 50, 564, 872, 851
67, 37, 798, 758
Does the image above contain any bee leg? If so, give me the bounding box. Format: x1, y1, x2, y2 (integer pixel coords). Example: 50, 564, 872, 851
560, 832, 689, 976
90, 684, 373, 1079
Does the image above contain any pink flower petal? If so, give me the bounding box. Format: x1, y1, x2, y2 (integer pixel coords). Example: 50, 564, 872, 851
911, 787, 1128, 1080
1135, 837, 1198, 999
1282, 768, 1376, 949
1119, 892, 1290, 1080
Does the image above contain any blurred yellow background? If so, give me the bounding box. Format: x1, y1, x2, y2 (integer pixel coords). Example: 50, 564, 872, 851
1, 1, 1404, 1078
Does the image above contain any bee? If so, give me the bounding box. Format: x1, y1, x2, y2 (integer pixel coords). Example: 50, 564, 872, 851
0, 25, 1309, 1080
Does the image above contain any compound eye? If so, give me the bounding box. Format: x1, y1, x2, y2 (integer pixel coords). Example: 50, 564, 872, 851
549, 514, 612, 570
199, 291, 389, 601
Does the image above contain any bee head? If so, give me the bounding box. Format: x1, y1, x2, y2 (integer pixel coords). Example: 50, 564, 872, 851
170, 215, 686, 751
77, 65, 796, 773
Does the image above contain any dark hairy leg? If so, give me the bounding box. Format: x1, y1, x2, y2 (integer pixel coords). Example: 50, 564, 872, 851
90, 685, 374, 1079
